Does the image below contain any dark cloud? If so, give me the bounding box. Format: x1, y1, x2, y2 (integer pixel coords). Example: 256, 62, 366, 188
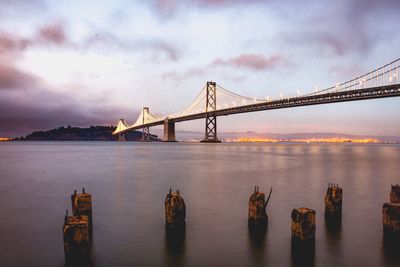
0, 94, 125, 137
213, 54, 285, 70
0, 63, 38, 90
0, 77, 130, 136
0, 36, 129, 136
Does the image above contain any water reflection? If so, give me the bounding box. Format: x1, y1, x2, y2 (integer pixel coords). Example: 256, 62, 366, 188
164, 225, 186, 267
291, 237, 315, 267
324, 218, 342, 264
325, 217, 342, 232
64, 255, 92, 267
382, 234, 400, 265
247, 223, 267, 266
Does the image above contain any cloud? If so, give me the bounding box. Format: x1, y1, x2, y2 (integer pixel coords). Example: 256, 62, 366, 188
0, 63, 38, 90
85, 32, 180, 61
37, 23, 67, 45
162, 54, 284, 81
0, 28, 130, 136
0, 22, 68, 57
0, 32, 31, 55
0, 73, 129, 136
162, 67, 205, 80
213, 54, 285, 70
153, 0, 263, 17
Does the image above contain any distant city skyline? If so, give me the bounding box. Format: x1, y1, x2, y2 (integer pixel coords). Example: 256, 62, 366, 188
0, 0, 400, 137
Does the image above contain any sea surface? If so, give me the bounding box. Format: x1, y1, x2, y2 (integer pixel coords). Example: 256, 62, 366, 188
0, 142, 399, 267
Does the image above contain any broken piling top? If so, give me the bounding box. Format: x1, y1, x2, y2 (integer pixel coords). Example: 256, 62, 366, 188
248, 186, 272, 224
326, 183, 343, 199
324, 183, 343, 218
71, 188, 92, 218
291, 208, 316, 241
390, 184, 400, 203
63, 214, 90, 256
165, 189, 186, 226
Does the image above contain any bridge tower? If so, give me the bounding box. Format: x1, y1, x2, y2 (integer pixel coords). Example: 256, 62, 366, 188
201, 81, 221, 143
163, 118, 176, 142
142, 107, 151, 142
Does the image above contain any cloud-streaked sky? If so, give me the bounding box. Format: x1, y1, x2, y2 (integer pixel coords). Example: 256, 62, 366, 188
0, 0, 399, 137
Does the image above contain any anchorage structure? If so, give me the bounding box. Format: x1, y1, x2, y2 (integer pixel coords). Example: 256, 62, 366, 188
113, 58, 400, 142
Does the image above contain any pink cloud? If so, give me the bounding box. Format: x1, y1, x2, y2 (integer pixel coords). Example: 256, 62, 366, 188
0, 32, 31, 55
38, 23, 67, 45
213, 54, 284, 70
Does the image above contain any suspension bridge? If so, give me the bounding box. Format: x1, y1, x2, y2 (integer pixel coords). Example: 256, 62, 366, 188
113, 58, 400, 142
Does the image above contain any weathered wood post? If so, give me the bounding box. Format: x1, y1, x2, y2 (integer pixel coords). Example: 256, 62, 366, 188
291, 207, 316, 265
390, 184, 400, 203
165, 189, 186, 228
71, 187, 93, 233
248, 186, 272, 228
383, 184, 400, 239
324, 183, 343, 222
63, 210, 91, 263
291, 207, 316, 243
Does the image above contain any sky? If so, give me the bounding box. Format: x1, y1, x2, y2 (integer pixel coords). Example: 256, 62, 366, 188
0, 0, 399, 137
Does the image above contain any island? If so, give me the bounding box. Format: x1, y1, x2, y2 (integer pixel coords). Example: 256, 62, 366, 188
13, 126, 160, 141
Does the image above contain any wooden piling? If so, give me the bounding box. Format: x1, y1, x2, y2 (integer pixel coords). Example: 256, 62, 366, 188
165, 189, 186, 228
63, 210, 91, 262
390, 184, 400, 203
383, 202, 400, 235
324, 183, 343, 221
291, 207, 315, 265
291, 207, 316, 242
383, 184, 400, 239
248, 186, 272, 227
71, 188, 93, 231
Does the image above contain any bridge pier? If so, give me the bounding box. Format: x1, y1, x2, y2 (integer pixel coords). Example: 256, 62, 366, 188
201, 81, 221, 143
118, 132, 126, 141
163, 119, 176, 142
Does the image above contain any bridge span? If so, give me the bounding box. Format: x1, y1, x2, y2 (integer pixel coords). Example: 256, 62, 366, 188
113, 58, 400, 142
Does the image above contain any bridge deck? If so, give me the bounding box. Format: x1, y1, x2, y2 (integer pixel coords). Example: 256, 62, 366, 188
116, 84, 400, 134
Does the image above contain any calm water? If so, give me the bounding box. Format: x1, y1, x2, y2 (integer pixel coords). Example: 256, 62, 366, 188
0, 142, 399, 267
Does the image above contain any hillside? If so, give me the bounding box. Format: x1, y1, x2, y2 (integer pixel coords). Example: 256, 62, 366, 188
17, 126, 160, 141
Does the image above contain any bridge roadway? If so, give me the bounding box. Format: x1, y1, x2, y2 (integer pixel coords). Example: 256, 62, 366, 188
117, 84, 400, 134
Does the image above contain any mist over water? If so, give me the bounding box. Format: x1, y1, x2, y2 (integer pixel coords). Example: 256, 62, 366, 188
0, 142, 399, 267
